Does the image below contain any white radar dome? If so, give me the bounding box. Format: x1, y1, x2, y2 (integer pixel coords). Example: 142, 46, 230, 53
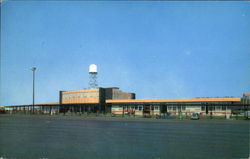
89, 64, 97, 73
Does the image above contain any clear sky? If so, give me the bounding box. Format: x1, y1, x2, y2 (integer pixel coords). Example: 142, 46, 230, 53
1, 1, 250, 105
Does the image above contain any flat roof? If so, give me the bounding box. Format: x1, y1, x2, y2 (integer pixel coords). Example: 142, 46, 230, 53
5, 97, 242, 107
38, 102, 59, 105
62, 89, 99, 94
106, 97, 241, 103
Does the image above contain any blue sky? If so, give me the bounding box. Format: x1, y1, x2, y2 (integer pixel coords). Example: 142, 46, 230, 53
1, 1, 250, 105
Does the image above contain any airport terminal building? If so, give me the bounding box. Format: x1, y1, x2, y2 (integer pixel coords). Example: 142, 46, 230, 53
5, 88, 250, 117
4, 64, 250, 117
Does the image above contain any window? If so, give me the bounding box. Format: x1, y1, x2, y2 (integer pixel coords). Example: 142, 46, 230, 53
112, 106, 119, 109
209, 106, 215, 111
168, 106, 172, 110
139, 106, 143, 111
215, 106, 222, 111
182, 106, 186, 110
201, 106, 205, 111
135, 106, 138, 110
154, 106, 159, 110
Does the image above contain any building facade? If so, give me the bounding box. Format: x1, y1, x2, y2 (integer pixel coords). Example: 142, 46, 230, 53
4, 89, 249, 117
58, 87, 135, 114
108, 98, 243, 116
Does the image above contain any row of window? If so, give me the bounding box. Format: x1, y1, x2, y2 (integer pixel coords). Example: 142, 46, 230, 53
168, 106, 227, 111
112, 93, 132, 99
63, 92, 99, 99
168, 106, 186, 111
113, 106, 228, 111
112, 106, 160, 111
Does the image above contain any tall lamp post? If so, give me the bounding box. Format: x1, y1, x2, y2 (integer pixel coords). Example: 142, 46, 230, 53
31, 67, 37, 114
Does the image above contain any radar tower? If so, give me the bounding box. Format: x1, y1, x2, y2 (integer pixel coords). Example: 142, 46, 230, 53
88, 64, 98, 89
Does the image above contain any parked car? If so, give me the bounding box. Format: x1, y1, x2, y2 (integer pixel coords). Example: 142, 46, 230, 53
191, 113, 200, 120
124, 110, 135, 115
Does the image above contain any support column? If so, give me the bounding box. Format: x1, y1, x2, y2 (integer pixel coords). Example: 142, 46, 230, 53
63, 105, 66, 115
122, 106, 124, 117
79, 105, 81, 115
49, 106, 52, 115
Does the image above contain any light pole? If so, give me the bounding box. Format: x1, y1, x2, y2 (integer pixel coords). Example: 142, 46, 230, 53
31, 67, 36, 114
